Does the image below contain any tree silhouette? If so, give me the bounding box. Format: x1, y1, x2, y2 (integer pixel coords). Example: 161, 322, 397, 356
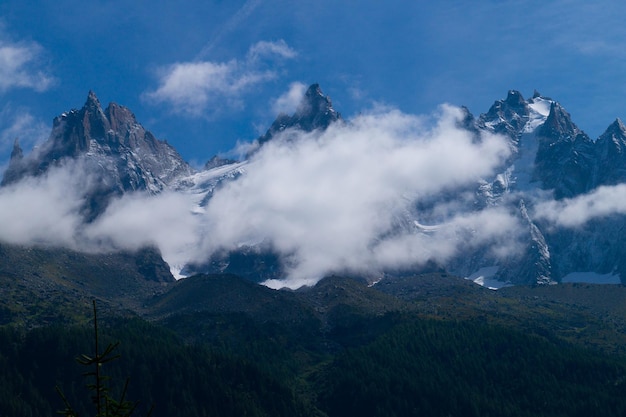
56, 300, 152, 417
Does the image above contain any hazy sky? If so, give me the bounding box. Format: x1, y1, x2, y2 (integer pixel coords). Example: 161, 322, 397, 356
2, 0, 626, 169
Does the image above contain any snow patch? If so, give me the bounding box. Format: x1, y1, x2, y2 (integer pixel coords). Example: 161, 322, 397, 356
524, 97, 551, 133
528, 97, 551, 117
561, 271, 621, 284
170, 264, 188, 280
465, 266, 512, 290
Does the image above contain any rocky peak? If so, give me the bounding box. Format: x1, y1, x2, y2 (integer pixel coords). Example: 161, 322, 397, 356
296, 83, 339, 124
504, 89, 526, 108
105, 102, 138, 139
598, 118, 626, 144
478, 90, 530, 138
532, 101, 595, 199
593, 118, 626, 186
9, 138, 23, 161
537, 102, 580, 141
0, 139, 25, 186
85, 90, 101, 109
1, 91, 194, 218
257, 83, 342, 145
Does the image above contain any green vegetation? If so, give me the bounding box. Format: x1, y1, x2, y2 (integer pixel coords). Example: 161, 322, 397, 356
57, 300, 152, 417
3, 262, 626, 415
0, 317, 314, 416
318, 318, 626, 417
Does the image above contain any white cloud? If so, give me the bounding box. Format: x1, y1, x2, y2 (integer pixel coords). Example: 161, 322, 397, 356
0, 158, 202, 272
0, 162, 90, 247
271, 82, 307, 115
199, 105, 514, 288
534, 184, 626, 227
83, 191, 202, 272
0, 103, 522, 289
0, 34, 55, 93
247, 39, 297, 61
144, 40, 296, 116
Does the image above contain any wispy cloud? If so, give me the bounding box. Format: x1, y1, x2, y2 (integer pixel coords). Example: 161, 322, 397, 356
0, 30, 55, 93
195, 0, 263, 60
534, 184, 626, 227
144, 40, 296, 116
0, 104, 49, 153
271, 81, 306, 115
247, 39, 297, 61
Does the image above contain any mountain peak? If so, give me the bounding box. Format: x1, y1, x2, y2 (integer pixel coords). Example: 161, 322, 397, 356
505, 90, 525, 105
1, 92, 194, 218
85, 90, 102, 109
596, 118, 626, 147
305, 83, 323, 97
477, 90, 530, 137
10, 138, 23, 161
538, 102, 580, 140
609, 118, 626, 133
257, 83, 341, 146
295, 83, 339, 121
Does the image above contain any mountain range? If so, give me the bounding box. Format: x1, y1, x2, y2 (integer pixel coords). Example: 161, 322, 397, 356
3, 84, 626, 288
5, 85, 626, 415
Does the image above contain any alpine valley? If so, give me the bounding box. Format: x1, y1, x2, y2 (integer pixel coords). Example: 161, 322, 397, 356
3, 85, 626, 416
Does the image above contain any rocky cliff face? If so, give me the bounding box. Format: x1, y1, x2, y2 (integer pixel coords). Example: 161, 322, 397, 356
2, 91, 194, 218
456, 90, 626, 285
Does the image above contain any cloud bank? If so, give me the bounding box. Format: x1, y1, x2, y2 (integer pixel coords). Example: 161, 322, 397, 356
199, 105, 517, 287
144, 40, 296, 116
0, 104, 528, 288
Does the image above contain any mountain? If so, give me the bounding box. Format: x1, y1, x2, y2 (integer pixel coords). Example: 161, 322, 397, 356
179, 84, 344, 279
1, 91, 194, 219
6, 84, 626, 415
457, 90, 626, 285
6, 84, 626, 287
257, 83, 342, 146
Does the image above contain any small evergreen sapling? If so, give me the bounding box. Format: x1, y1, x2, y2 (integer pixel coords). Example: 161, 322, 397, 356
56, 300, 153, 417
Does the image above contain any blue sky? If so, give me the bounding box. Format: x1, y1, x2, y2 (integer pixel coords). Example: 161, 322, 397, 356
2, 0, 626, 169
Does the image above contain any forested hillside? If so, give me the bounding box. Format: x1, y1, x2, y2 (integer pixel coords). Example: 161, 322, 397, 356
3, 274, 626, 416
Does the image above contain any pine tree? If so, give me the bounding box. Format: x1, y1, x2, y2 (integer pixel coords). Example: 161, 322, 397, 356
56, 300, 153, 417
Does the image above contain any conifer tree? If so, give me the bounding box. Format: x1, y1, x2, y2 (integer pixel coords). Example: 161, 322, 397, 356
56, 300, 152, 417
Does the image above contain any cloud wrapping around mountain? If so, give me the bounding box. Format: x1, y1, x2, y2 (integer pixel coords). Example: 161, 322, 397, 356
200, 105, 517, 287
0, 161, 88, 247
83, 191, 203, 276
534, 184, 626, 227
271, 82, 307, 115
0, 104, 524, 288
